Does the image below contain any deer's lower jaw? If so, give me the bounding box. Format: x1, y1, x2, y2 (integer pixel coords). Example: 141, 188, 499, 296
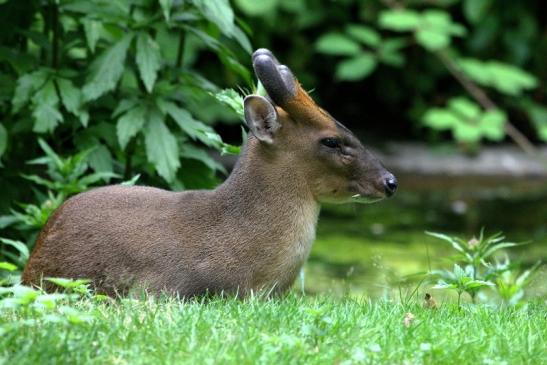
350, 194, 385, 204
319, 192, 385, 205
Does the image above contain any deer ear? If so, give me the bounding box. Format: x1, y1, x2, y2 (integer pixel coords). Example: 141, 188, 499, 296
244, 95, 280, 144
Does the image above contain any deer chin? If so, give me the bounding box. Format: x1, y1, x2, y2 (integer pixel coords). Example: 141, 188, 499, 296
350, 193, 385, 204
318, 192, 385, 205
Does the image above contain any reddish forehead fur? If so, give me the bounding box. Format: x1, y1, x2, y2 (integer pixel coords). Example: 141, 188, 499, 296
280, 81, 335, 129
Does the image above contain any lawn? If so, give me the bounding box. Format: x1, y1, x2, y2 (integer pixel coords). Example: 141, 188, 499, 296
1, 294, 546, 365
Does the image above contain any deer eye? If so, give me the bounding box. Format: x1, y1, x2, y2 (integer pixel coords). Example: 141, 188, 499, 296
320, 138, 341, 149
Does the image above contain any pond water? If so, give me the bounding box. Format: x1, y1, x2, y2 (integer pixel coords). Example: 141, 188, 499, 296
303, 183, 547, 301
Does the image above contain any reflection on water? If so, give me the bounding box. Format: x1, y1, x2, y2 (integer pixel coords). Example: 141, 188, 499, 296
303, 187, 547, 299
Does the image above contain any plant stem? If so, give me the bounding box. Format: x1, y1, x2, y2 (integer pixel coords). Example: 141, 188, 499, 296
51, 1, 60, 69
436, 51, 537, 156
41, 6, 50, 64
457, 291, 462, 308
123, 139, 136, 180
175, 30, 185, 69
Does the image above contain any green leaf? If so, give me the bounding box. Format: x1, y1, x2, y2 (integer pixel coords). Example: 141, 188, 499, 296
377, 38, 406, 67
0, 124, 7, 160
87, 144, 113, 176
464, 280, 494, 289
144, 108, 180, 183
193, 0, 235, 36
448, 98, 481, 121
432, 283, 458, 290
0, 238, 29, 261
422, 10, 451, 31
56, 78, 88, 127
221, 143, 241, 155
12, 70, 49, 113
0, 215, 18, 229
214, 89, 244, 120
345, 25, 381, 47
234, 0, 278, 16
232, 26, 252, 54
453, 120, 482, 143
449, 23, 467, 37
31, 80, 63, 133
335, 53, 377, 81
46, 277, 91, 289
7, 285, 40, 304
423, 108, 460, 130
415, 29, 450, 51
159, 100, 221, 148
83, 33, 133, 101
36, 138, 63, 171
463, 0, 492, 24
112, 98, 138, 118
421, 10, 466, 37
180, 144, 226, 173
78, 171, 119, 187
136, 32, 162, 93
316, 33, 361, 56
82, 18, 103, 53
121, 174, 141, 186
486, 61, 538, 96
453, 263, 466, 279
56, 78, 79, 115
515, 262, 541, 287
116, 105, 146, 150
0, 262, 17, 272
426, 231, 467, 253
458, 58, 491, 85
159, 0, 173, 21
524, 101, 547, 142
379, 10, 421, 32
479, 110, 506, 141
483, 241, 521, 259
22, 174, 56, 189
458, 59, 538, 96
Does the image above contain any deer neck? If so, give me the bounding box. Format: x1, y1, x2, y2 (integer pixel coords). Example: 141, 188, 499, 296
214, 137, 320, 276
218, 137, 320, 225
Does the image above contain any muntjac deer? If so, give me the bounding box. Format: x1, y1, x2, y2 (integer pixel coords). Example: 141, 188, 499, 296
23, 49, 397, 297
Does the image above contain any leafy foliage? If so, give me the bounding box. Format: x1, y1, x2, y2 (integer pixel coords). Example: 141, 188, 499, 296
380, 9, 466, 51
427, 230, 539, 306
237, 0, 544, 149
0, 0, 249, 213
487, 259, 542, 306
0, 278, 97, 335
423, 98, 506, 143
323, 4, 540, 148
0, 0, 249, 259
315, 25, 405, 81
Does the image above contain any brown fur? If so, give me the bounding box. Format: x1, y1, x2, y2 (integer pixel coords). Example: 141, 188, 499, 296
22, 50, 395, 297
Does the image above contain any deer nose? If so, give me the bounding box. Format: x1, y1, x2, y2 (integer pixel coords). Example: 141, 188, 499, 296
383, 174, 398, 197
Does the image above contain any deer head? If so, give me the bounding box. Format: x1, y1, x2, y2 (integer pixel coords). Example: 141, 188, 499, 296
244, 49, 397, 203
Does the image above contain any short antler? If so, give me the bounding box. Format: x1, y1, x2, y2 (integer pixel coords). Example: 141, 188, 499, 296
252, 49, 328, 124
252, 49, 297, 106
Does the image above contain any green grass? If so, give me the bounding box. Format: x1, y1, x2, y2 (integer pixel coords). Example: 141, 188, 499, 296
1, 295, 546, 365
